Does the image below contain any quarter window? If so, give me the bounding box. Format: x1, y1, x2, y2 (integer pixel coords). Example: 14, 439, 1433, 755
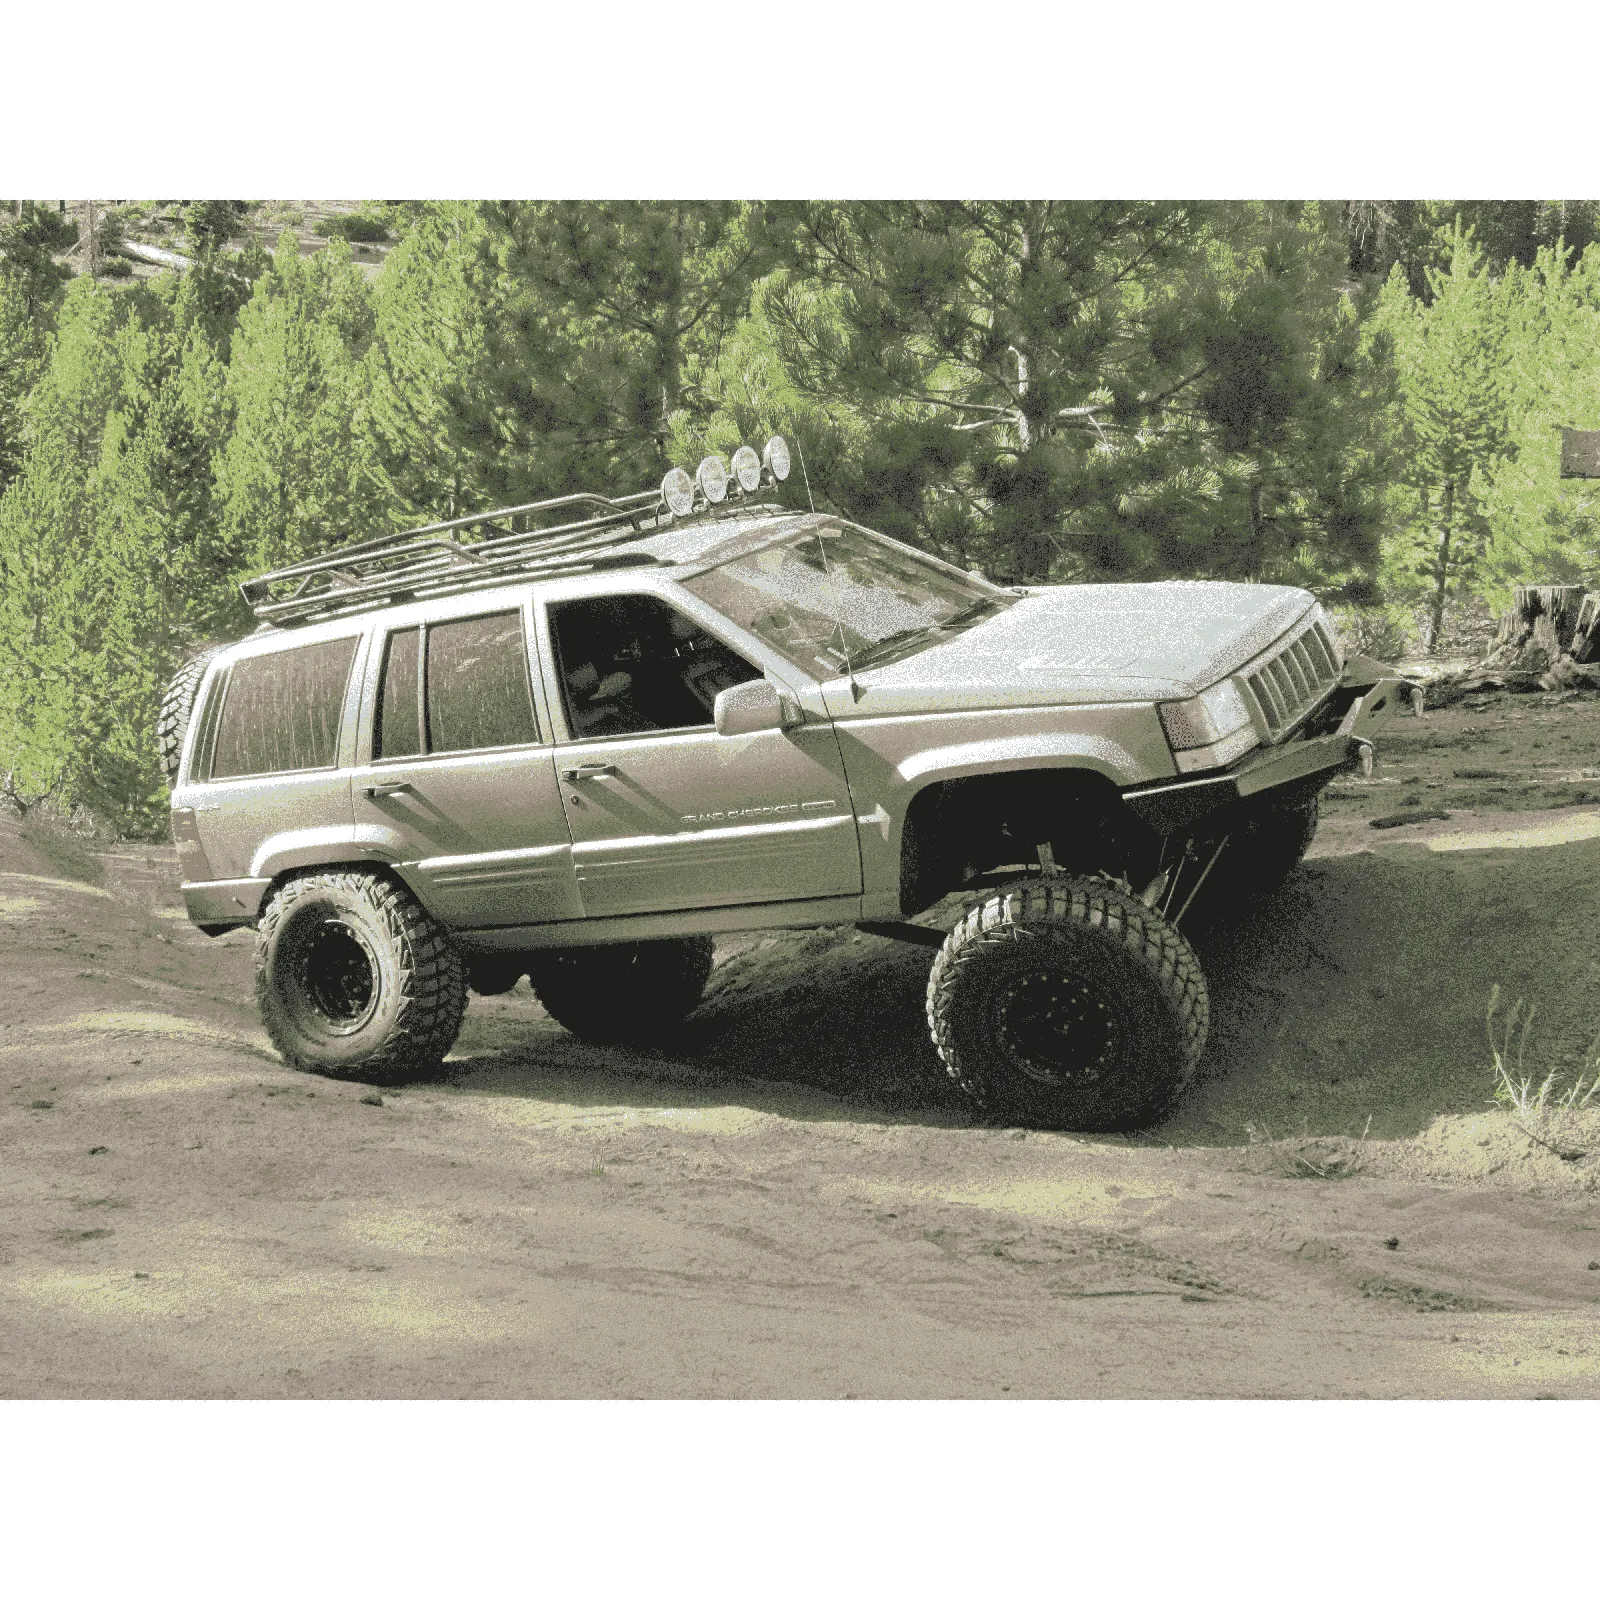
424, 611, 539, 753
210, 636, 359, 779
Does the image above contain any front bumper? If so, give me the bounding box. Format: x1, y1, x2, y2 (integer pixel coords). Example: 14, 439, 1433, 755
1123, 671, 1416, 835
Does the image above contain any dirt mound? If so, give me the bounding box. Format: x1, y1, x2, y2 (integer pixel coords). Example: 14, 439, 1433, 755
5, 808, 1600, 1399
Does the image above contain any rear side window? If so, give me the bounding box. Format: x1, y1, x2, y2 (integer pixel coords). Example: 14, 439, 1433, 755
374, 628, 422, 759
370, 610, 542, 759
210, 636, 359, 779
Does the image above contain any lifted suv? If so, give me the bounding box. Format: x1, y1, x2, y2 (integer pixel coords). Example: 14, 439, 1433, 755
164, 439, 1412, 1130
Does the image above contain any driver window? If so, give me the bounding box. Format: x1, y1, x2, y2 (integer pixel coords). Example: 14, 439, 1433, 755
549, 594, 762, 739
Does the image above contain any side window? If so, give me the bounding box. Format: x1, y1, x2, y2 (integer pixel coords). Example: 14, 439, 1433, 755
374, 628, 422, 759
210, 636, 359, 780
424, 611, 539, 753
550, 594, 762, 739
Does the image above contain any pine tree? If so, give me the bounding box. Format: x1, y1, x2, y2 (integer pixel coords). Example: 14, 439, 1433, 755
477, 201, 780, 499
738, 201, 1389, 586
360, 201, 505, 525
0, 277, 129, 813
1476, 241, 1600, 589
216, 233, 379, 574
1374, 223, 1519, 649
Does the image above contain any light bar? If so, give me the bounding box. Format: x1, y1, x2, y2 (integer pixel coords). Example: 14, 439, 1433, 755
697, 455, 729, 504
731, 444, 761, 493
661, 466, 695, 518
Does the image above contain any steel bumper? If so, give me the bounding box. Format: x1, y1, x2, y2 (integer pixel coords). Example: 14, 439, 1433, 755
1123, 674, 1415, 835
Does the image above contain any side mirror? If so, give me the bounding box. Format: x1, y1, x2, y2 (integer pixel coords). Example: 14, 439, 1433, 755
714, 678, 796, 737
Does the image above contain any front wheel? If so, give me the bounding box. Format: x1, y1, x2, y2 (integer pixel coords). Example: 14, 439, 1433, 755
926, 878, 1208, 1131
255, 871, 468, 1082
527, 937, 714, 1046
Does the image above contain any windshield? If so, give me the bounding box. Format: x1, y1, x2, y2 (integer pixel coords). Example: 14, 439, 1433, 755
682, 522, 1015, 678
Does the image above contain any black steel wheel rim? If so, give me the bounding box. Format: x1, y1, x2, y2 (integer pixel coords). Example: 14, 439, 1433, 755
292, 919, 380, 1034
990, 969, 1120, 1087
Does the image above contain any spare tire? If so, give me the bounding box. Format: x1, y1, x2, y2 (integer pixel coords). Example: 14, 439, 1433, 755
158, 644, 226, 786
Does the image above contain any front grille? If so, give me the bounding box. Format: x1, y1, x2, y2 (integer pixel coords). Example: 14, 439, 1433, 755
1241, 619, 1341, 739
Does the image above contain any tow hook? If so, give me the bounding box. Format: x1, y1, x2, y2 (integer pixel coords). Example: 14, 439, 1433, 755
1353, 738, 1375, 778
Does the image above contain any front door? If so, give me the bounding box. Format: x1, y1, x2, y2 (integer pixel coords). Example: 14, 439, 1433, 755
543, 592, 861, 919
350, 604, 582, 929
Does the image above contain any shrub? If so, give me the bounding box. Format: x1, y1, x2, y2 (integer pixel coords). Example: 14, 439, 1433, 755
318, 212, 389, 244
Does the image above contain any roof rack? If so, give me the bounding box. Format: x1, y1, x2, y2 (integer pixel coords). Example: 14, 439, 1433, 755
240, 487, 676, 626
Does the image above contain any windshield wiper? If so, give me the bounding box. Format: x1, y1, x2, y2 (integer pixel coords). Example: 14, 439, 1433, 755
847, 599, 1006, 671
847, 627, 936, 670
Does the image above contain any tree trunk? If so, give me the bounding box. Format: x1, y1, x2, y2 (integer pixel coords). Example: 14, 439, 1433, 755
1426, 476, 1454, 655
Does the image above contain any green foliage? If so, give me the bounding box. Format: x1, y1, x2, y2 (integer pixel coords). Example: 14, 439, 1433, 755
318, 211, 390, 244
0, 197, 1590, 833
697, 201, 1392, 586
185, 201, 248, 253
1372, 224, 1522, 648
0, 200, 77, 318
216, 234, 378, 576
479, 201, 781, 495
360, 202, 503, 524
1475, 244, 1600, 591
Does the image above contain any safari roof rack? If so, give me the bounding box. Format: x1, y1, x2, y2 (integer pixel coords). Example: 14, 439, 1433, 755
240, 489, 673, 626
239, 435, 799, 627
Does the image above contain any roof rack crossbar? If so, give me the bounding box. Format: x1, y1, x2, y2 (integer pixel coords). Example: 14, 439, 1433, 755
249, 543, 663, 624
239, 488, 676, 623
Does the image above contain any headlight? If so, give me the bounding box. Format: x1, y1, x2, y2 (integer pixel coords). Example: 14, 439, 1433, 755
1158, 679, 1260, 773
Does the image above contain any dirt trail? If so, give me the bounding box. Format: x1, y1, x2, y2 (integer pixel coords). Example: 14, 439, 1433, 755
3, 801, 1598, 1399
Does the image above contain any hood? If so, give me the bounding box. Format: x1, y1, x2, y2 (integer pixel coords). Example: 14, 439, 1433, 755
829, 580, 1316, 717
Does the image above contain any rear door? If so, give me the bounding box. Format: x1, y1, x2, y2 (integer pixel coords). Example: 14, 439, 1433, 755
192, 628, 364, 882
349, 597, 582, 930
538, 589, 861, 919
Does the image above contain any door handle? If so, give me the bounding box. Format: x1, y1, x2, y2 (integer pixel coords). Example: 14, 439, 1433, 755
561, 763, 618, 782
364, 781, 414, 799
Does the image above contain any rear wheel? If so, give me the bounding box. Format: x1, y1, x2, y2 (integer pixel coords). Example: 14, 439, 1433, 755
255, 871, 467, 1083
927, 877, 1208, 1131
528, 936, 714, 1046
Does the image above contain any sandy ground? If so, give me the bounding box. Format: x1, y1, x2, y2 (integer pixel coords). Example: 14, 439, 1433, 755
4, 710, 1600, 1397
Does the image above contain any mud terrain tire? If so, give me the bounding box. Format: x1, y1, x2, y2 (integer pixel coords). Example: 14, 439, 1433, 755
528, 937, 715, 1046
927, 878, 1208, 1131
255, 871, 467, 1083
158, 645, 226, 786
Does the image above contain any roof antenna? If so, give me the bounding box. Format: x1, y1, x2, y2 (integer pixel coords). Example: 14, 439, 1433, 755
814, 529, 861, 702
795, 431, 817, 515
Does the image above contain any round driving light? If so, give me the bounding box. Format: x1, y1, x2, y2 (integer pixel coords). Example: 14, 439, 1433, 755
731, 444, 762, 493
697, 454, 730, 504
661, 466, 695, 518
763, 434, 791, 482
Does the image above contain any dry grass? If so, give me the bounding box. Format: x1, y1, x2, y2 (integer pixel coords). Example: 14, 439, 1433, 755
1486, 985, 1600, 1162
1243, 1117, 1372, 1179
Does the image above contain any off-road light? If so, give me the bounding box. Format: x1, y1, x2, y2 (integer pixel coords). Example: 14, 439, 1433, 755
763, 435, 791, 482
1158, 679, 1259, 773
697, 454, 730, 504
661, 466, 695, 518
731, 444, 762, 493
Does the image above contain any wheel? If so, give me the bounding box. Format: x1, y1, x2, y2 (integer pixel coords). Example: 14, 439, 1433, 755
926, 877, 1208, 1131
158, 644, 226, 786
527, 936, 715, 1045
255, 871, 467, 1083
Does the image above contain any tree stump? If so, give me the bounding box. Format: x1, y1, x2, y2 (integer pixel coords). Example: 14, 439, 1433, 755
1512, 585, 1588, 652
1571, 592, 1600, 664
